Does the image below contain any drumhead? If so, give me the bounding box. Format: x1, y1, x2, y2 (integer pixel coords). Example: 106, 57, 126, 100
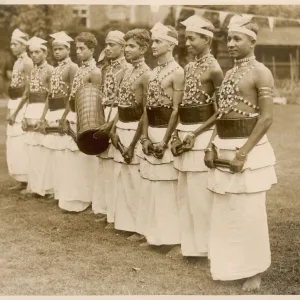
77, 130, 109, 155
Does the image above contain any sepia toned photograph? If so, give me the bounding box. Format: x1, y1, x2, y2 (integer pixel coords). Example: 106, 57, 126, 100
0, 3, 299, 296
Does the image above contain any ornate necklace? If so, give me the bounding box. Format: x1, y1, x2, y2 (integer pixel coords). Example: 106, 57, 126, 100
102, 58, 126, 104
182, 53, 215, 106
70, 58, 96, 98
217, 56, 259, 118
118, 58, 149, 106
11, 55, 27, 88
50, 59, 70, 97
147, 59, 180, 107
30, 61, 49, 93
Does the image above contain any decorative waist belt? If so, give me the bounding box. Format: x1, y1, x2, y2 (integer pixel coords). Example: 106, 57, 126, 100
146, 106, 172, 128
118, 104, 143, 123
216, 117, 258, 139
28, 91, 48, 104
179, 103, 214, 125
8, 86, 24, 99
48, 96, 69, 111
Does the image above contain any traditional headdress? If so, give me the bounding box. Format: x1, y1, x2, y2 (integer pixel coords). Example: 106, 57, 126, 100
228, 14, 257, 40
11, 28, 29, 45
181, 15, 214, 38
28, 36, 48, 51
150, 22, 178, 45
49, 31, 74, 48
105, 30, 126, 46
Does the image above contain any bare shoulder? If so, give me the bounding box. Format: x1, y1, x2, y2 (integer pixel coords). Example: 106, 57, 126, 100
70, 62, 79, 70
253, 62, 274, 87
47, 64, 54, 74
210, 61, 223, 77
142, 69, 151, 80
173, 65, 184, 78
91, 67, 101, 76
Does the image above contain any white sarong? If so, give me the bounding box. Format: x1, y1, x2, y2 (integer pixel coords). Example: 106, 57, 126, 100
6, 98, 28, 182
92, 107, 118, 221
208, 134, 277, 280
136, 126, 180, 245
113, 120, 141, 232
25, 103, 52, 196
174, 123, 214, 256
56, 112, 98, 212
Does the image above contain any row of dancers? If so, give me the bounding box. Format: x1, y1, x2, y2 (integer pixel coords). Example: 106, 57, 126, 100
6, 14, 277, 291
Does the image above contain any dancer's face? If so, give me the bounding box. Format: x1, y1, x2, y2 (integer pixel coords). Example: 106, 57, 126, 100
227, 32, 255, 59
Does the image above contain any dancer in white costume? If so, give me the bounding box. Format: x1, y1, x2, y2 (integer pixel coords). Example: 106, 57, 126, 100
109, 29, 151, 235
34, 31, 78, 202
183, 15, 277, 291
93, 31, 130, 227
136, 23, 184, 247
170, 15, 223, 257
7, 29, 33, 191
54, 32, 100, 212
22, 37, 54, 197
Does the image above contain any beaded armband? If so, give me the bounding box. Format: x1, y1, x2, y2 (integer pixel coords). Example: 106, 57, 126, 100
258, 87, 274, 99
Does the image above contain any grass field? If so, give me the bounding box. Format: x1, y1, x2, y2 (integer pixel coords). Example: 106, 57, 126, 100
0, 103, 299, 295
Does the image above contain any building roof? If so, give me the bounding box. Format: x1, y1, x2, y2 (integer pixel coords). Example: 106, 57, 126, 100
257, 27, 300, 46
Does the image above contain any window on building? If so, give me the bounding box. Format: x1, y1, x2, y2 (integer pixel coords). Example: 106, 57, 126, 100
72, 5, 90, 28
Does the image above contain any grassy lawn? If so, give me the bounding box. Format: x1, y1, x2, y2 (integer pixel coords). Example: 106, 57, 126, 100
0, 103, 299, 295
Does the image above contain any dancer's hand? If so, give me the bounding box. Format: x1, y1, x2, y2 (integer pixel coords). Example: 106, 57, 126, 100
153, 141, 167, 159
182, 133, 195, 151
230, 152, 247, 173
21, 119, 28, 131
7, 113, 16, 126
171, 137, 184, 157
110, 132, 120, 149
58, 119, 69, 135
204, 148, 217, 169
123, 146, 134, 164
142, 139, 154, 156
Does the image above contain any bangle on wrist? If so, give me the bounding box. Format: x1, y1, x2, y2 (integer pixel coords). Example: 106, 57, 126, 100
161, 141, 167, 148
171, 135, 179, 142
236, 149, 248, 161
140, 136, 149, 144
204, 147, 213, 154
187, 132, 196, 138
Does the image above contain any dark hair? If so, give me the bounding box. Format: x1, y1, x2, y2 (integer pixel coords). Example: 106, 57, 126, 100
124, 29, 151, 49
165, 25, 178, 40
75, 32, 98, 49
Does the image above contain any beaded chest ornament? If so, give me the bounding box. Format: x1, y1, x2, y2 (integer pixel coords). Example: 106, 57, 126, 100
70, 58, 97, 99
217, 55, 259, 119
118, 58, 150, 106
50, 60, 71, 97
147, 59, 181, 107
182, 53, 215, 106
11, 60, 25, 88
103, 60, 125, 105
29, 61, 49, 93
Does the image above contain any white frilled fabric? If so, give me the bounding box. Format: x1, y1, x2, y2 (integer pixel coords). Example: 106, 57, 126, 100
207, 134, 277, 281
57, 114, 98, 212
136, 126, 180, 246
92, 107, 118, 221
24, 103, 51, 196
6, 98, 28, 182
113, 120, 141, 232
26, 107, 70, 196
173, 123, 214, 256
